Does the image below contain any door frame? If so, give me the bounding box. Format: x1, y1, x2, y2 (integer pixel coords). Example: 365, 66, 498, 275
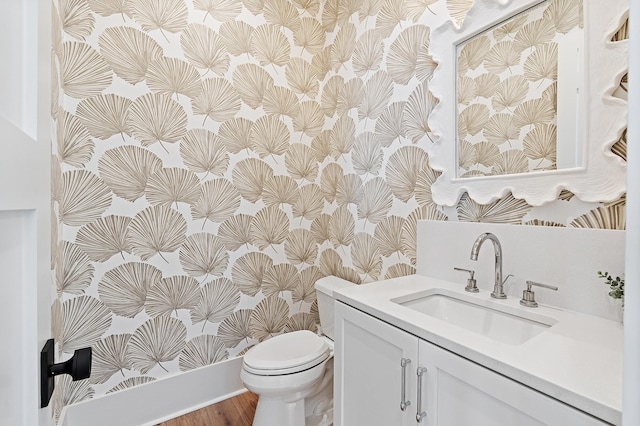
0, 0, 52, 425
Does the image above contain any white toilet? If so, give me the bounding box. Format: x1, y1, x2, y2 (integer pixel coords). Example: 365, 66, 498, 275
240, 276, 354, 426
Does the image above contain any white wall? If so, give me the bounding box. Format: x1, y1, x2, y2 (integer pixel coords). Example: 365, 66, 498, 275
623, 1, 639, 424
416, 221, 626, 321
0, 1, 38, 138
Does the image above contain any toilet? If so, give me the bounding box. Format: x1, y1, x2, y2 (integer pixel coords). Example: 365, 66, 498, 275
240, 276, 355, 426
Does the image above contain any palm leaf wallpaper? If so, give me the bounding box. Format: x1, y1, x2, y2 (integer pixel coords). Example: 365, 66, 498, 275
50, 0, 626, 414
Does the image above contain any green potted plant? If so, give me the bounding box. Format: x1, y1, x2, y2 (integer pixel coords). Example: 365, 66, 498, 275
597, 271, 624, 307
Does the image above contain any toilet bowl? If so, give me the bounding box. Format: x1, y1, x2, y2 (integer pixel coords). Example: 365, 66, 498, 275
240, 276, 355, 426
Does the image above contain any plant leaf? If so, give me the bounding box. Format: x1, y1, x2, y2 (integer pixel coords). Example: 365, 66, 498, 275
217, 309, 253, 348
218, 214, 253, 251
231, 158, 274, 203
357, 177, 393, 224
61, 296, 112, 354
263, 176, 300, 207
249, 297, 290, 341
128, 205, 187, 261
99, 262, 162, 318
127, 316, 187, 374
145, 167, 201, 207
146, 57, 202, 99
285, 228, 318, 266
263, 263, 300, 297
194, 0, 242, 22
292, 183, 324, 222
129, 0, 188, 35
232, 252, 273, 296
179, 335, 229, 372
98, 145, 162, 202
128, 93, 188, 147
387, 25, 430, 85
351, 232, 382, 280
145, 275, 201, 318
385, 145, 428, 202
91, 334, 132, 384
60, 170, 112, 226
181, 23, 230, 76
180, 129, 229, 176
250, 115, 290, 158
57, 111, 94, 168
250, 206, 290, 250
76, 94, 131, 140
191, 179, 240, 224
61, 41, 112, 98
192, 78, 240, 123
99, 26, 162, 84
352, 132, 383, 176
251, 24, 290, 67
75, 215, 131, 262
233, 64, 274, 109
179, 232, 229, 279
56, 241, 94, 296
190, 278, 240, 328
293, 17, 324, 55
218, 117, 254, 154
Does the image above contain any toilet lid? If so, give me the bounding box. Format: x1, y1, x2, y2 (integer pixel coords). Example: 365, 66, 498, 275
243, 330, 330, 376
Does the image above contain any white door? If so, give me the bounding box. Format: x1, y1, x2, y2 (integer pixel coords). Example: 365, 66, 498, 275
0, 0, 52, 425
334, 302, 419, 426
418, 340, 607, 426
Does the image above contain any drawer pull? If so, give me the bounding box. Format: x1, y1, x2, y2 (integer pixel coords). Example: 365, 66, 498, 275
400, 358, 411, 411
416, 367, 427, 422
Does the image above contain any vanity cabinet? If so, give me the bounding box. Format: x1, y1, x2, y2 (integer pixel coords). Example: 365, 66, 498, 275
334, 301, 419, 426
334, 302, 608, 426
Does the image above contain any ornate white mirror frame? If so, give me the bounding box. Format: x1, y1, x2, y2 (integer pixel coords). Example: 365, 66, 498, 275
428, 0, 628, 207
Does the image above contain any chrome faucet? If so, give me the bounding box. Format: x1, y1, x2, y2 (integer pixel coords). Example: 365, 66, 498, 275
470, 232, 507, 299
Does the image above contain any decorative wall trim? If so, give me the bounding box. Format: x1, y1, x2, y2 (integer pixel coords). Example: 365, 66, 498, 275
58, 357, 245, 426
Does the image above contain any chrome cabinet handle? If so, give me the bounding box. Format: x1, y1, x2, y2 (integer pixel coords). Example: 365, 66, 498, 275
400, 358, 411, 411
416, 367, 427, 423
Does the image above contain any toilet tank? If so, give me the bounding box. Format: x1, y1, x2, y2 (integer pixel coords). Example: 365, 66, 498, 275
315, 276, 356, 340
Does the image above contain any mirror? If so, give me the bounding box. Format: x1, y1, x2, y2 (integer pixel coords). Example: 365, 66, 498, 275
428, 0, 627, 206
456, 0, 583, 178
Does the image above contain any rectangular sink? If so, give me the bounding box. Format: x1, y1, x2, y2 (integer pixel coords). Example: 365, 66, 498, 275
392, 289, 558, 345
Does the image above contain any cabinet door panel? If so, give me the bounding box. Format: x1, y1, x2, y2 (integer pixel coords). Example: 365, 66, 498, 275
335, 302, 418, 426
419, 340, 608, 426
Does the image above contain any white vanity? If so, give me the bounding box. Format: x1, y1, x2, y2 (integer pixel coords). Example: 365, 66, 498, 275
332, 220, 624, 425
332, 275, 622, 426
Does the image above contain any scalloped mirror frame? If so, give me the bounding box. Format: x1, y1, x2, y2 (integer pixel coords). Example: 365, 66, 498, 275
428, 0, 628, 207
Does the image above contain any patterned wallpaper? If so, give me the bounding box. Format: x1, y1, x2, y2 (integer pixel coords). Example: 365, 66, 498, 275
49, 0, 627, 418
456, 0, 582, 177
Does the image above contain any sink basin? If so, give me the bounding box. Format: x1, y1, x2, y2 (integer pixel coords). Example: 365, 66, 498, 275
392, 289, 557, 345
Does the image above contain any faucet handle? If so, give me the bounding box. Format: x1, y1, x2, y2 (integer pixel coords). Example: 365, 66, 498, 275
520, 280, 558, 308
502, 274, 515, 285
453, 267, 479, 293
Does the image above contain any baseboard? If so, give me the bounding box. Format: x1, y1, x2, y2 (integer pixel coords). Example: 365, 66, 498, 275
59, 356, 245, 426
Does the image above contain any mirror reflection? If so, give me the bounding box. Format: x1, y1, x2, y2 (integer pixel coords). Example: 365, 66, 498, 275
455, 0, 584, 178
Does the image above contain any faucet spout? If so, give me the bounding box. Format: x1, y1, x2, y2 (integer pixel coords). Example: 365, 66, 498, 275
470, 232, 506, 299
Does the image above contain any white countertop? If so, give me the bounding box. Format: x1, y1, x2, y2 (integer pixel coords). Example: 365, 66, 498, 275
334, 274, 623, 425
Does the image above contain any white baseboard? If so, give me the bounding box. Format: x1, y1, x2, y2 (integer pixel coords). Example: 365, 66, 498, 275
59, 357, 246, 426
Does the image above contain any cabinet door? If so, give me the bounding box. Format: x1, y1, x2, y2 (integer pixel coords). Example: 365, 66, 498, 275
335, 302, 419, 426
418, 340, 608, 426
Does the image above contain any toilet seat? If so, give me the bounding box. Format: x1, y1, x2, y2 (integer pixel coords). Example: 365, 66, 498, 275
243, 330, 330, 376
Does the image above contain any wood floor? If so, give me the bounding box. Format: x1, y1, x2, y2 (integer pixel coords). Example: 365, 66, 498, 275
158, 391, 258, 426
